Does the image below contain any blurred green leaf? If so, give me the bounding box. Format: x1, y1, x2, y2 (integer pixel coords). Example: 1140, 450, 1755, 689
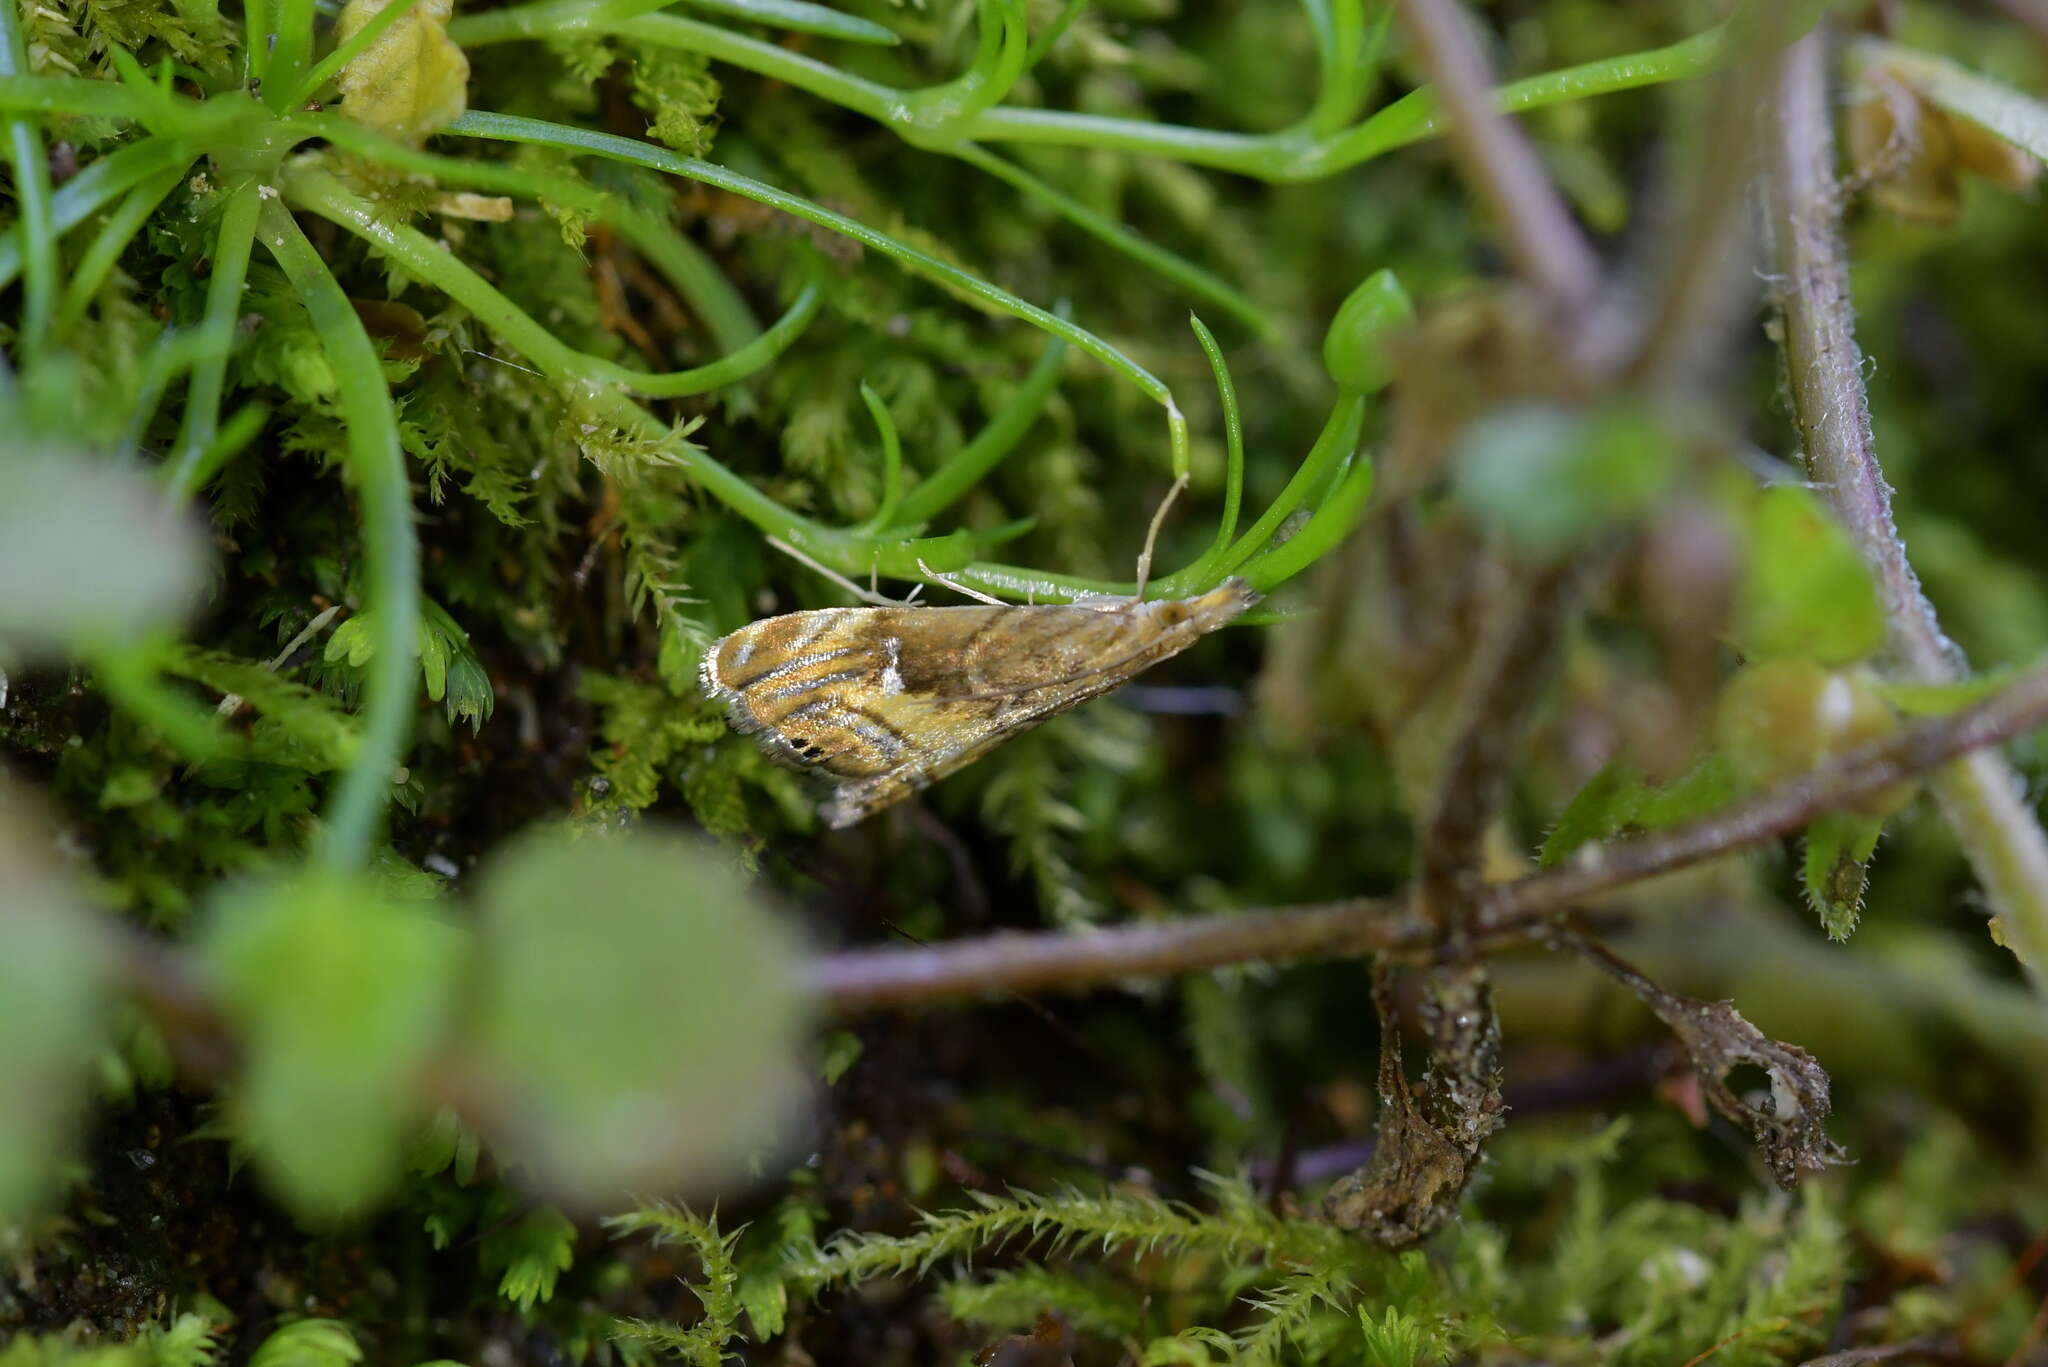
199, 873, 464, 1222
0, 798, 111, 1222
1734, 487, 1885, 665
1875, 670, 2019, 716
0, 447, 211, 661
817, 1029, 863, 1085
1453, 400, 1678, 557
462, 825, 809, 1203
246, 1320, 362, 1367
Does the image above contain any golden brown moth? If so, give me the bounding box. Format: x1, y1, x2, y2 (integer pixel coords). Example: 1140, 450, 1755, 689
700, 580, 1259, 828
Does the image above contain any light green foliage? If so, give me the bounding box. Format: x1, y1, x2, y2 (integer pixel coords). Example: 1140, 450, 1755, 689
165, 648, 364, 772
245, 1320, 361, 1367
482, 1205, 578, 1312
728, 1179, 826, 1339
5, 0, 2045, 1358
461, 825, 809, 1200
941, 1264, 1144, 1339
1453, 400, 1680, 557
979, 708, 1150, 927
625, 43, 722, 157
1357, 1304, 1439, 1367
198, 871, 464, 1220
579, 671, 734, 818
139, 1315, 222, 1367
1734, 486, 1886, 665
319, 598, 494, 732
607, 1205, 744, 1366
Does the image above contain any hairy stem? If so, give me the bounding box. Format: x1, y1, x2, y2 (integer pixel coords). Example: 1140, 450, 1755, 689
1764, 29, 2048, 989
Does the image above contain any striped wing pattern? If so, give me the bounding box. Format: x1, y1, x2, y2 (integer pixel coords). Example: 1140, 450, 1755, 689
699, 582, 1257, 826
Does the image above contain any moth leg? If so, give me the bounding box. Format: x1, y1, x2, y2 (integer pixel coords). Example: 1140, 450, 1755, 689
916, 557, 1008, 606
1133, 472, 1190, 598
767, 535, 906, 607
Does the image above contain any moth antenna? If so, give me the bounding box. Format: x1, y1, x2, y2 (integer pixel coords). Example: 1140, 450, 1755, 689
1133, 473, 1190, 598
766, 536, 903, 606
916, 557, 1007, 606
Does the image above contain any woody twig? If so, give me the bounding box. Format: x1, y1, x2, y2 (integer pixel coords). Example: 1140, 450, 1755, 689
811, 654, 2048, 1014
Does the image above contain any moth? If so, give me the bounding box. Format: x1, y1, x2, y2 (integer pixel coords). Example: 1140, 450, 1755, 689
700, 577, 1259, 828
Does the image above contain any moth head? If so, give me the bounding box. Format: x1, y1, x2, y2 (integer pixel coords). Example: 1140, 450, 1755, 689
1147, 580, 1260, 632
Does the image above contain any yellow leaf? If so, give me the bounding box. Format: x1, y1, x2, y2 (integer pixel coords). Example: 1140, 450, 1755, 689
337, 0, 469, 146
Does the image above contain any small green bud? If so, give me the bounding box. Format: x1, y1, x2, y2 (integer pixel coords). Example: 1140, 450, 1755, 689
1322, 269, 1415, 395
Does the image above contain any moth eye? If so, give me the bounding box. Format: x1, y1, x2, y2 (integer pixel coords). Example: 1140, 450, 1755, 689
1156, 602, 1188, 625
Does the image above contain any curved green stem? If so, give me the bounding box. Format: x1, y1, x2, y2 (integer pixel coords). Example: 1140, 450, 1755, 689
676, 0, 898, 45
1, 0, 59, 353
1156, 390, 1365, 595
893, 330, 1067, 525
1240, 451, 1374, 591
284, 165, 820, 398
165, 179, 262, 500
858, 381, 904, 531
948, 142, 1273, 338
0, 74, 163, 122
256, 196, 419, 870
445, 109, 1187, 466
1185, 313, 1244, 578
899, 0, 1031, 130
604, 200, 760, 356
0, 136, 198, 289
1023, 0, 1086, 68
450, 3, 1726, 182
54, 167, 184, 337
92, 642, 231, 761
126, 330, 221, 459
266, 0, 320, 110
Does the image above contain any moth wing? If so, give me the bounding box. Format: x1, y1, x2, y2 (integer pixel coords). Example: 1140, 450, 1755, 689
811, 606, 1152, 828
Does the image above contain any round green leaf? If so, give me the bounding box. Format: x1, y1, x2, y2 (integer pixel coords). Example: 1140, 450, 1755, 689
0, 446, 211, 660
200, 872, 465, 1223
1453, 400, 1678, 556
463, 826, 809, 1204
